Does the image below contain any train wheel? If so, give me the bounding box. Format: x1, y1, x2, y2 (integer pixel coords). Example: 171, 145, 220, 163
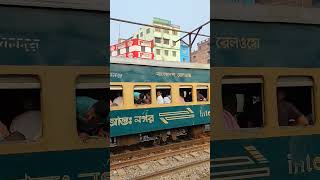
159, 131, 168, 144
170, 129, 178, 141
117, 135, 139, 146
189, 125, 204, 139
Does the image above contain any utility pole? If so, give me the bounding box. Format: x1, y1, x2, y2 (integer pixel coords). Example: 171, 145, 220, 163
174, 21, 210, 63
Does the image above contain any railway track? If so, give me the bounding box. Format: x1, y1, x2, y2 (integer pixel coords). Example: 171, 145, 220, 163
132, 159, 210, 180
110, 135, 210, 171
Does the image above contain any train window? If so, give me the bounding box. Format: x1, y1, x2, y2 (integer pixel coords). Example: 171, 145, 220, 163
110, 85, 123, 107
76, 75, 108, 141
179, 85, 193, 103
277, 76, 314, 127
156, 85, 171, 104
197, 85, 209, 102
0, 76, 42, 143
222, 77, 264, 129
134, 85, 152, 105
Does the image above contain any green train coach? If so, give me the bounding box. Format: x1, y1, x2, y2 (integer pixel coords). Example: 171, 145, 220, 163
211, 3, 320, 179
110, 57, 210, 146
0, 1, 109, 179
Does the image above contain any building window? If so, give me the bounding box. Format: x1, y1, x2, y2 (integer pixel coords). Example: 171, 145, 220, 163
146, 28, 150, 34
172, 51, 176, 57
155, 27, 161, 32
76, 75, 108, 140
155, 37, 161, 43
156, 49, 161, 55
163, 39, 169, 45
126, 47, 129, 53
0, 75, 42, 142
141, 46, 146, 52
140, 32, 143, 37
164, 50, 169, 56
117, 49, 120, 55
164, 29, 169, 34
172, 30, 178, 35
172, 41, 176, 46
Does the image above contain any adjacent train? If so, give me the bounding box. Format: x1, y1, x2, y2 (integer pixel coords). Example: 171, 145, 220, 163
110, 57, 210, 146
0, 1, 108, 179
211, 3, 320, 179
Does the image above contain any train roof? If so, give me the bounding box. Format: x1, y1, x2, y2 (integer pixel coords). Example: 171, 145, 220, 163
0, 0, 108, 12
110, 56, 210, 70
212, 2, 320, 25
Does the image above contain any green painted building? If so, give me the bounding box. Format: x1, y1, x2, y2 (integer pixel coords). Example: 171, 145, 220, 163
133, 17, 181, 62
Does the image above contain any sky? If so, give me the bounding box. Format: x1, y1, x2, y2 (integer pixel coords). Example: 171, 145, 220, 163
110, 0, 210, 51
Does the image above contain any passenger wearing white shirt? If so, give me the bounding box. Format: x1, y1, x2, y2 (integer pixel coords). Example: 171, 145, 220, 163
157, 91, 164, 104
113, 96, 123, 106
164, 95, 171, 104
5, 99, 42, 141
7, 110, 42, 141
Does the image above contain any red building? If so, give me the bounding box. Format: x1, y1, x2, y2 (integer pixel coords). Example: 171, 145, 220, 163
110, 38, 154, 60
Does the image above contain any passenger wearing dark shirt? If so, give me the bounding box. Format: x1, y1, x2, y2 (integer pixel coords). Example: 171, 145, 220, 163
76, 96, 108, 140
197, 90, 207, 101
277, 90, 308, 126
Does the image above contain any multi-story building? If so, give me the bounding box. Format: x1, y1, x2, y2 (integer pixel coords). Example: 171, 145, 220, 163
191, 39, 210, 64
180, 43, 190, 63
133, 17, 181, 62
110, 38, 154, 60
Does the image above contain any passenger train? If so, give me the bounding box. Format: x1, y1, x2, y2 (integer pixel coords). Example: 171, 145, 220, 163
0, 1, 108, 179
211, 2, 320, 179
110, 56, 210, 146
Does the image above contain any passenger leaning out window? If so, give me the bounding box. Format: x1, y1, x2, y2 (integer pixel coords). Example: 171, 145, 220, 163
157, 91, 164, 104
112, 92, 123, 106
197, 90, 207, 101
0, 98, 42, 142
164, 95, 171, 104
76, 96, 108, 141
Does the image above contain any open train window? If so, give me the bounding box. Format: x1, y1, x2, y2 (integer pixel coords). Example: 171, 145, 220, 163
134, 85, 151, 105
0, 75, 41, 143
110, 85, 123, 107
197, 85, 209, 102
76, 75, 108, 141
179, 85, 193, 103
222, 77, 264, 129
277, 76, 314, 127
156, 85, 171, 104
